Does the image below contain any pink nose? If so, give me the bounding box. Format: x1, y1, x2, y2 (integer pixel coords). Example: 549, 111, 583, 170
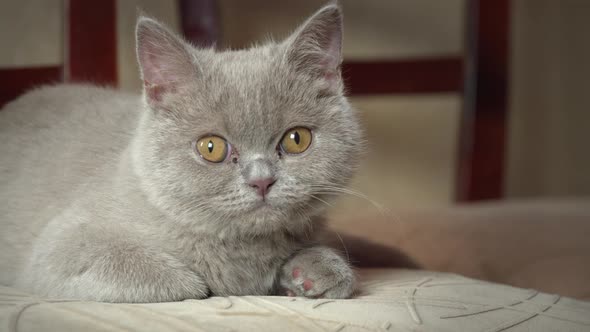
248, 177, 276, 198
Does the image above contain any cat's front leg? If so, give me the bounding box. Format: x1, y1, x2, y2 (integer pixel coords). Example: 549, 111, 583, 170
279, 246, 356, 299
19, 219, 210, 303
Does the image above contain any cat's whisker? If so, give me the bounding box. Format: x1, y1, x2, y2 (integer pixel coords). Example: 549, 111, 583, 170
309, 194, 334, 208
295, 199, 351, 265
334, 231, 351, 264
314, 186, 382, 208
310, 185, 398, 222
316, 192, 389, 217
292, 206, 314, 240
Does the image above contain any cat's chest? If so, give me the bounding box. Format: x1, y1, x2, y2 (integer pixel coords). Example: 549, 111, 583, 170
187, 236, 301, 296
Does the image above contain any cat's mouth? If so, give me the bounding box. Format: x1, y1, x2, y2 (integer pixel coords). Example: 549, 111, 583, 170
247, 197, 290, 215
252, 199, 272, 210
240, 200, 283, 220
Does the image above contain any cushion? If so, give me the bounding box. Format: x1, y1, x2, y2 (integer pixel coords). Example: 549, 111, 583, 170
2, 269, 589, 331
329, 198, 590, 300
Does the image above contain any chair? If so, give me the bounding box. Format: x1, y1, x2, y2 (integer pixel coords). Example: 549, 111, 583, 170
0, 0, 509, 202
0, 0, 117, 108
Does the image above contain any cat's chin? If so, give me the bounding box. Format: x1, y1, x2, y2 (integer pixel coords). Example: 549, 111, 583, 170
245, 200, 278, 216
241, 201, 307, 228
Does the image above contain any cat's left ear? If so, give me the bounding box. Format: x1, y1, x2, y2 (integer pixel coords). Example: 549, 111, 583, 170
285, 3, 343, 93
136, 17, 198, 106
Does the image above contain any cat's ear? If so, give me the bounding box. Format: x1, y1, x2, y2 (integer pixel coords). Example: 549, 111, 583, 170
136, 17, 197, 105
285, 3, 343, 93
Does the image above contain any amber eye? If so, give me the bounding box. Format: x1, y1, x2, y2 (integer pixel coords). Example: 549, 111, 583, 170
280, 127, 312, 155
195, 135, 229, 163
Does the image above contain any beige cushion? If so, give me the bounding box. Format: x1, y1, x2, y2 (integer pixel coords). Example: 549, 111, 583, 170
2, 269, 589, 332
330, 198, 590, 300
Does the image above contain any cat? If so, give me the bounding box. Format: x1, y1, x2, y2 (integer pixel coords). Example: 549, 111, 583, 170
0, 3, 363, 302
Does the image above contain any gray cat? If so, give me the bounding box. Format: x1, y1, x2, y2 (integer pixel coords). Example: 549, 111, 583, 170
0, 3, 362, 302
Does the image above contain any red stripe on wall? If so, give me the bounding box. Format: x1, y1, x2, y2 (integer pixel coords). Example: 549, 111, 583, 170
0, 66, 63, 108
342, 57, 463, 95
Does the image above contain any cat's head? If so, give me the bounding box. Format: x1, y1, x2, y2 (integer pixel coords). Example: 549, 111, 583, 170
132, 3, 363, 236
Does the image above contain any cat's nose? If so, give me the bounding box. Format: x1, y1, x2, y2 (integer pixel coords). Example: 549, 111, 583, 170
248, 177, 276, 198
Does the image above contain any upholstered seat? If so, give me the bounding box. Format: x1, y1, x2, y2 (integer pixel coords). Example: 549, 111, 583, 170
2, 268, 589, 332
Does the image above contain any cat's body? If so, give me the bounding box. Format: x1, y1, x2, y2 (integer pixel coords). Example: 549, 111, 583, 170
0, 85, 303, 301
0, 4, 361, 302
0, 86, 143, 290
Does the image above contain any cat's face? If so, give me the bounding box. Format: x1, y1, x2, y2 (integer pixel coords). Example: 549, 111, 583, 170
133, 4, 362, 236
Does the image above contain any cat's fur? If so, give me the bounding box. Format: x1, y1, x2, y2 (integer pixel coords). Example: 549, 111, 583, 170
0, 3, 362, 302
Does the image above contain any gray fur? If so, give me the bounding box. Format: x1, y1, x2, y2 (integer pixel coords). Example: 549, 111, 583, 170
0, 3, 362, 302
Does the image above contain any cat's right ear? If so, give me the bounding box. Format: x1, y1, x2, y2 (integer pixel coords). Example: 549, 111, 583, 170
136, 17, 197, 106
284, 3, 343, 94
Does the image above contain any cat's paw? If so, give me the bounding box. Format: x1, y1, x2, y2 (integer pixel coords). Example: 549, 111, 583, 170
279, 246, 355, 299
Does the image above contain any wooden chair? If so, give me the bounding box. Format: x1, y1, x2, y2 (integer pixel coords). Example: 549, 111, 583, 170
0, 0, 118, 108
179, 0, 510, 202
336, 0, 509, 202
0, 0, 509, 202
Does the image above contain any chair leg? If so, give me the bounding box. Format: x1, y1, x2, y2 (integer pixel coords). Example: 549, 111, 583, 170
64, 0, 117, 86
456, 0, 510, 202
179, 0, 220, 47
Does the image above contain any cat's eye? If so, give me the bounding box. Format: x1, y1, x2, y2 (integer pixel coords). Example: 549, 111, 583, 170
195, 135, 229, 163
280, 127, 312, 155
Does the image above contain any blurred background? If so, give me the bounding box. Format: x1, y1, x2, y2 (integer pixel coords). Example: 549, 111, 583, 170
0, 0, 589, 222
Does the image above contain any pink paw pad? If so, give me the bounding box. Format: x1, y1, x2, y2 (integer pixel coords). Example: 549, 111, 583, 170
303, 279, 314, 291
292, 267, 301, 278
